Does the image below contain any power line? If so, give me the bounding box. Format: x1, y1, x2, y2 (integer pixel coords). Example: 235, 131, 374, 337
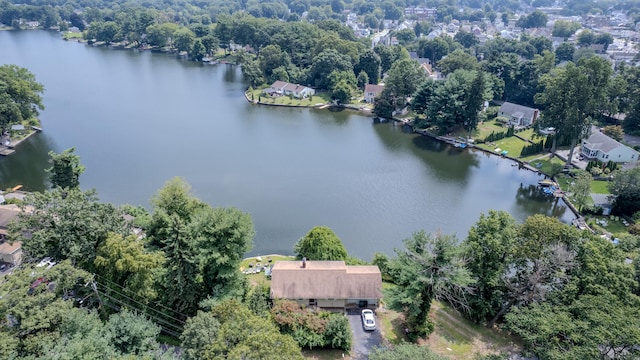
92, 273, 190, 320
94, 288, 182, 338
93, 281, 186, 328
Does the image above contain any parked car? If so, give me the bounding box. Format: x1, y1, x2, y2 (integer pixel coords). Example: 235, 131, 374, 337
361, 309, 376, 331
0, 264, 6, 271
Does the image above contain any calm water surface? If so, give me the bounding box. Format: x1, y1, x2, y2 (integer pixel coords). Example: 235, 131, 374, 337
0, 31, 574, 259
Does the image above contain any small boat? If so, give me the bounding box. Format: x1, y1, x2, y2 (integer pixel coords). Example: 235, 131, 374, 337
31, 126, 43, 132
538, 179, 557, 187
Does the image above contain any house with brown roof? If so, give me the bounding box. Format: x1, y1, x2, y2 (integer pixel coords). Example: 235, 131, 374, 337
270, 260, 382, 311
0, 205, 22, 265
364, 84, 385, 104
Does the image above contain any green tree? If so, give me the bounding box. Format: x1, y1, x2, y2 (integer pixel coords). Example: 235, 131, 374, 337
190, 205, 255, 300
47, 147, 85, 189
173, 28, 196, 52
204, 300, 303, 359
9, 188, 127, 268
486, 215, 581, 328
552, 20, 581, 38
355, 49, 381, 84
437, 49, 478, 75
190, 39, 206, 62
609, 167, 640, 216
307, 49, 353, 90
104, 309, 160, 357
554, 42, 575, 63
293, 226, 348, 261
356, 71, 369, 90
453, 30, 478, 48
0, 64, 44, 133
535, 58, 612, 163
417, 37, 450, 64
94, 232, 164, 300
578, 29, 595, 47
463, 211, 517, 323
601, 125, 624, 141
181, 310, 221, 360
569, 170, 592, 211
384, 59, 427, 104
515, 10, 548, 29
387, 231, 474, 339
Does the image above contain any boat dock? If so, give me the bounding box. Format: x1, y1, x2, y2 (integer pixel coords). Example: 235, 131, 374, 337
0, 147, 15, 156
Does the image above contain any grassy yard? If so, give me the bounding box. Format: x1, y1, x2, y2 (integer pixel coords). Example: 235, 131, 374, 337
591, 180, 610, 194
426, 302, 522, 359
527, 156, 565, 175
248, 88, 331, 106
63, 31, 84, 40
588, 217, 630, 237
471, 120, 507, 140
476, 136, 529, 157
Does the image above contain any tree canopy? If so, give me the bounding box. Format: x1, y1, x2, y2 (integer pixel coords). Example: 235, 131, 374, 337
293, 226, 348, 261
0, 64, 44, 133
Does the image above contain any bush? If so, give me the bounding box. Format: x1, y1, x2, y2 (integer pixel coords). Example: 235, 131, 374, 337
590, 166, 603, 176
271, 300, 351, 351
633, 211, 640, 222
629, 223, 640, 235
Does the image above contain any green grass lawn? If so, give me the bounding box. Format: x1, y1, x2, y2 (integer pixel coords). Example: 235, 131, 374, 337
591, 180, 610, 194
429, 301, 522, 359
471, 120, 507, 141
248, 88, 331, 106
63, 31, 84, 40
240, 254, 294, 270
527, 156, 565, 175
477, 136, 529, 157
588, 217, 630, 237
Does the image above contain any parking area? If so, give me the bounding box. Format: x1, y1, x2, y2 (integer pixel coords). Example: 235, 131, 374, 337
347, 309, 384, 359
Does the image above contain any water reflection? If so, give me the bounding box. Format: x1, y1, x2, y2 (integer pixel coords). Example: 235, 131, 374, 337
0, 133, 53, 191
515, 183, 570, 219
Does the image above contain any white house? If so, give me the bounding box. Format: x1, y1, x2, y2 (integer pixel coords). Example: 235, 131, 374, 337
581, 129, 639, 163
364, 84, 385, 104
263, 81, 315, 99
270, 260, 382, 311
498, 102, 540, 127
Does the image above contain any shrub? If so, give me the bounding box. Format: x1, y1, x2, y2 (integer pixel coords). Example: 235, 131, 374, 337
629, 223, 640, 235
270, 300, 351, 351
590, 166, 603, 176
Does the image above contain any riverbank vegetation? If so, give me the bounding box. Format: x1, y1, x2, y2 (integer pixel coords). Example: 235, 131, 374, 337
3, 0, 640, 357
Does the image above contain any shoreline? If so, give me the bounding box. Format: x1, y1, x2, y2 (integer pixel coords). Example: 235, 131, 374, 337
0, 129, 40, 156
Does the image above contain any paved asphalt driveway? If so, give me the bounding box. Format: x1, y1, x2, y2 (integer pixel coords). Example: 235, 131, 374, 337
348, 309, 384, 359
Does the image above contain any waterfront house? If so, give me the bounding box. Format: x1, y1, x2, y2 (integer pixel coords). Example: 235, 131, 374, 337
264, 81, 315, 99
270, 260, 382, 311
498, 102, 540, 127
364, 84, 385, 104
581, 128, 639, 163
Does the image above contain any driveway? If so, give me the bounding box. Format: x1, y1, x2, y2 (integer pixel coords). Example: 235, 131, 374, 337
348, 309, 384, 359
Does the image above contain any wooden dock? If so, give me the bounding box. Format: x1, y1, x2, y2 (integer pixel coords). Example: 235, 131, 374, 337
0, 147, 15, 156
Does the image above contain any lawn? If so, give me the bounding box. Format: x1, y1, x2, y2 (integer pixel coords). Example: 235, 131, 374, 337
588, 217, 630, 237
471, 120, 507, 141
527, 156, 565, 175
591, 180, 610, 194
426, 301, 522, 359
63, 31, 84, 40
476, 136, 529, 157
248, 88, 331, 106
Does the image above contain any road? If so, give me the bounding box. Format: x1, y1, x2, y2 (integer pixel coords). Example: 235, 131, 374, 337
348, 309, 384, 359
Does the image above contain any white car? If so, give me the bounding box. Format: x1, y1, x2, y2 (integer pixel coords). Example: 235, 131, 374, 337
361, 309, 376, 331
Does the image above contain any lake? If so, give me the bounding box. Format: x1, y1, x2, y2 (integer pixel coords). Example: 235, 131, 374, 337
0, 30, 574, 259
